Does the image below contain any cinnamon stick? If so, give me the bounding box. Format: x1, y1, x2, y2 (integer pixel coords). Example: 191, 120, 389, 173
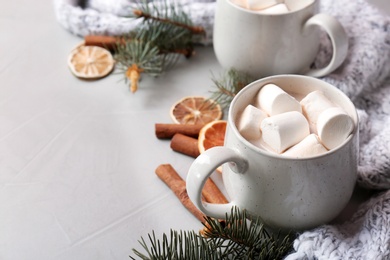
155, 123, 204, 139
84, 35, 125, 51
170, 133, 200, 158
155, 164, 206, 222
203, 178, 229, 204
155, 164, 229, 221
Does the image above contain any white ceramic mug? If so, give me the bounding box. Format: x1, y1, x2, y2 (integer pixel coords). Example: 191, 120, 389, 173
186, 75, 358, 231
213, 0, 349, 78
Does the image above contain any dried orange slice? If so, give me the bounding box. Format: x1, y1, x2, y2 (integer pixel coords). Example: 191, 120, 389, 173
68, 45, 115, 79
198, 120, 227, 154
170, 96, 222, 125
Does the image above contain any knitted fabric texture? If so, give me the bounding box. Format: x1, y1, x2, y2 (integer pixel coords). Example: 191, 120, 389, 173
53, 0, 216, 45
54, 0, 390, 258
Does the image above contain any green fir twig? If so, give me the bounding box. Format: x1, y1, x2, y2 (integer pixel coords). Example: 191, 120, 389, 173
209, 69, 255, 110
133, 8, 205, 35
114, 0, 204, 93
134, 1, 197, 59
130, 207, 294, 259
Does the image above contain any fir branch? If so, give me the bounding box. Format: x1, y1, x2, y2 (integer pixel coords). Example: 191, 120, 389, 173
133, 9, 205, 35
133, 0, 200, 32
209, 69, 255, 110
114, 37, 166, 92
133, 0, 200, 53
202, 207, 293, 259
130, 207, 294, 259
114, 0, 203, 92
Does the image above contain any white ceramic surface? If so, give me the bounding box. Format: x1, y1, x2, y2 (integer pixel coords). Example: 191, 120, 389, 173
213, 0, 349, 78
186, 75, 359, 231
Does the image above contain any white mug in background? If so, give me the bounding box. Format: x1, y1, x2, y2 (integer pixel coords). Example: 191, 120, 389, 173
213, 0, 349, 78
186, 75, 358, 231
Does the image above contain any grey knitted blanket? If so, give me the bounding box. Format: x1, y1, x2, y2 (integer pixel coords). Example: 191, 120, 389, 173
54, 0, 390, 258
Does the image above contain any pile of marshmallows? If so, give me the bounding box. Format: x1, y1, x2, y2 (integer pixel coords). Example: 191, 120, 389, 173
237, 84, 354, 158
232, 0, 297, 14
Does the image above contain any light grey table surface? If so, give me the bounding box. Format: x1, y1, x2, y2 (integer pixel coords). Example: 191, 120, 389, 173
0, 1, 225, 259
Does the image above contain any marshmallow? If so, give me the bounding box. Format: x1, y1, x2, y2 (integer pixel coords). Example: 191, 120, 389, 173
300, 90, 336, 133
261, 111, 310, 153
256, 3, 289, 13
256, 84, 302, 116
317, 107, 354, 150
230, 0, 249, 9
237, 105, 268, 140
282, 134, 328, 158
245, 0, 281, 10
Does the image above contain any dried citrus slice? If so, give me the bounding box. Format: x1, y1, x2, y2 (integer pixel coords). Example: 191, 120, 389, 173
170, 96, 222, 125
198, 120, 227, 154
68, 45, 115, 79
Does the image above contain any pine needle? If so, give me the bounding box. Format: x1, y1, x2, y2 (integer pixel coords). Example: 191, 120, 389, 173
209, 69, 255, 111
114, 0, 202, 92
130, 207, 294, 259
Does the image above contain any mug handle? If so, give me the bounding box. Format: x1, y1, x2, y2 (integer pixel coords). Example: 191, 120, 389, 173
186, 146, 248, 219
303, 13, 349, 77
